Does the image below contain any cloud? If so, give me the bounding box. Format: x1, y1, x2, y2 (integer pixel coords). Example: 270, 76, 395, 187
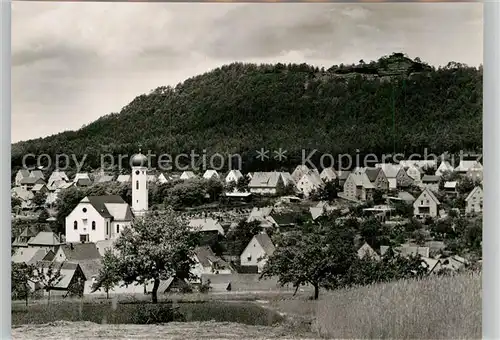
11, 2, 482, 142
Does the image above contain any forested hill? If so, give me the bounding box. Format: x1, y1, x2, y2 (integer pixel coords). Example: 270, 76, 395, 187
12, 53, 482, 172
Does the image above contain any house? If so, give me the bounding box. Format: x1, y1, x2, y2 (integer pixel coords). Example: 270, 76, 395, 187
30, 170, 45, 180
11, 247, 52, 264
413, 187, 441, 218
225, 170, 243, 184
357, 242, 380, 261
444, 181, 458, 195
191, 246, 233, 281
296, 171, 324, 197
454, 160, 480, 173
33, 261, 87, 296
319, 167, 337, 183
336, 170, 351, 186
32, 183, 49, 195
48, 171, 70, 186
465, 186, 483, 214
53, 243, 102, 263
65, 195, 133, 243
20, 177, 46, 190
180, 171, 196, 180
94, 175, 114, 184
375, 164, 413, 190
405, 164, 424, 183
466, 162, 483, 183
147, 174, 157, 183
240, 232, 275, 273
57, 182, 76, 191
279, 172, 296, 188
421, 175, 440, 192
11, 186, 34, 203
359, 167, 389, 191
15, 170, 30, 186
188, 218, 225, 235
116, 174, 131, 183
246, 207, 275, 228
248, 172, 285, 195
203, 170, 220, 181
380, 245, 430, 258
75, 178, 92, 188
48, 180, 69, 191
435, 161, 454, 177
73, 172, 91, 183
27, 231, 63, 250
268, 212, 298, 228
343, 171, 375, 201
291, 165, 312, 183
12, 225, 52, 248
45, 192, 59, 208
397, 191, 416, 204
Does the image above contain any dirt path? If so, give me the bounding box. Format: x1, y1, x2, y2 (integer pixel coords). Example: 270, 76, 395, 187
12, 321, 320, 339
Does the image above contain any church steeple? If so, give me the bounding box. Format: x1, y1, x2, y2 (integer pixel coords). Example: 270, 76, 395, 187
131, 148, 148, 217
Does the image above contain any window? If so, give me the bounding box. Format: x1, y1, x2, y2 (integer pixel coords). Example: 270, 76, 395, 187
82, 207, 87, 213
74, 221, 78, 230
92, 221, 96, 230
117, 224, 120, 233
426, 200, 429, 204
247, 255, 252, 261
136, 181, 139, 190
421, 200, 423, 205
106, 222, 109, 235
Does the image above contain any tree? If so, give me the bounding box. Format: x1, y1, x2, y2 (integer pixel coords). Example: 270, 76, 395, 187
204, 178, 223, 201
224, 220, 263, 256
12, 262, 34, 306
32, 192, 47, 208
372, 189, 385, 205
311, 180, 338, 201
91, 249, 121, 299
37, 209, 50, 223
261, 220, 356, 300
236, 176, 250, 192
11, 195, 22, 210
32, 262, 64, 304
457, 177, 475, 195
111, 208, 199, 303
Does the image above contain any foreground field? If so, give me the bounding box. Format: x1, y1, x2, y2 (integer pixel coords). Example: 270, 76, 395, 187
12, 320, 318, 340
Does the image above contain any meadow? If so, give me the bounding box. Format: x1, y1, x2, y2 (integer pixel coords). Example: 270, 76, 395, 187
12, 272, 481, 339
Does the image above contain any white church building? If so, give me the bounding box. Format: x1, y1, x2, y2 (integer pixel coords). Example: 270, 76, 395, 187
65, 151, 149, 243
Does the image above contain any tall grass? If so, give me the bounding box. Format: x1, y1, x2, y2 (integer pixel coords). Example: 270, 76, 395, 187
314, 272, 481, 339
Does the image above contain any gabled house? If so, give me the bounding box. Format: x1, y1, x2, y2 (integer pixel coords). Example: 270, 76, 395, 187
225, 170, 243, 184
11, 186, 34, 203
240, 232, 275, 273
466, 162, 483, 183
465, 186, 483, 214
246, 207, 275, 228
454, 160, 480, 173
180, 171, 196, 180
444, 181, 458, 195
32, 183, 49, 195
191, 246, 233, 281
94, 175, 114, 184
48, 171, 70, 187
405, 164, 424, 183
413, 187, 441, 218
320, 167, 337, 183
203, 170, 220, 181
248, 172, 285, 195
12, 247, 54, 264
336, 170, 351, 186
34, 261, 87, 296
15, 170, 30, 186
12, 226, 52, 248
291, 165, 312, 183
75, 178, 92, 188
435, 161, 454, 177
116, 174, 131, 183
296, 171, 324, 197
27, 231, 63, 250
65, 195, 133, 243
377, 164, 414, 190
380, 244, 430, 258
421, 175, 440, 192
20, 177, 46, 190
30, 170, 45, 181
188, 218, 225, 235
343, 171, 375, 201
360, 167, 389, 191
357, 242, 380, 261
53, 243, 102, 263
279, 172, 296, 188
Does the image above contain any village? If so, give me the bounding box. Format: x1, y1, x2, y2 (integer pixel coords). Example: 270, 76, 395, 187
10, 151, 483, 299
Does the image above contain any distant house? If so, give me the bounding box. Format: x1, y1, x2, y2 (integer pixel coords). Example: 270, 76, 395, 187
375, 164, 413, 190
74, 176, 92, 188
246, 207, 275, 228
65, 195, 133, 243
12, 247, 54, 264
421, 175, 440, 192
240, 233, 275, 273
296, 171, 324, 197
32, 183, 49, 195
180, 171, 196, 180
94, 175, 114, 184
397, 191, 416, 204
291, 165, 312, 183
444, 181, 458, 195
225, 170, 243, 184
435, 161, 454, 177
11, 186, 34, 203
343, 171, 375, 201
49, 179, 69, 191
248, 172, 285, 195
45, 192, 60, 208
30, 170, 45, 180
465, 186, 483, 214
454, 160, 478, 173
191, 246, 233, 281
203, 170, 220, 181
357, 242, 380, 261
53, 243, 102, 263
359, 167, 389, 191
15, 170, 30, 186
20, 177, 46, 190
405, 164, 424, 183
73, 173, 91, 183
116, 174, 131, 183
48, 171, 70, 187
27, 231, 63, 250
466, 162, 483, 183
279, 172, 296, 188
380, 244, 430, 258
413, 187, 441, 218
320, 167, 337, 183
34, 261, 87, 296
189, 218, 225, 235
12, 226, 52, 248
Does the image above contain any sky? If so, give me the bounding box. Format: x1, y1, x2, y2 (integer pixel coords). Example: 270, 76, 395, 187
12, 2, 483, 143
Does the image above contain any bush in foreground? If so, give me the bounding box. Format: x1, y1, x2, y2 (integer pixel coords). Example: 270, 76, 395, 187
314, 272, 481, 339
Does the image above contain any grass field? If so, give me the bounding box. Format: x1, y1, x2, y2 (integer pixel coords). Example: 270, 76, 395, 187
12, 272, 481, 339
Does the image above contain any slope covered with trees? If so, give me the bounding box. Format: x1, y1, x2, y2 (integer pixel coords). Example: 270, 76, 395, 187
12, 53, 482, 173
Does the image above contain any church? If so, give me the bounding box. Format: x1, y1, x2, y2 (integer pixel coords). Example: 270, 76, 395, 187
65, 151, 149, 243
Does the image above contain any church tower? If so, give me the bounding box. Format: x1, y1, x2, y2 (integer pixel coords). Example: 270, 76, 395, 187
131, 150, 149, 217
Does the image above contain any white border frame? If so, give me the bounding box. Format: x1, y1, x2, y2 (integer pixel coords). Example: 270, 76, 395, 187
1, 0, 11, 337
1, 1, 498, 338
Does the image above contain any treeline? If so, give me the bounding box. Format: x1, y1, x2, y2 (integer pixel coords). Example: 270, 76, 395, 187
12, 53, 482, 173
